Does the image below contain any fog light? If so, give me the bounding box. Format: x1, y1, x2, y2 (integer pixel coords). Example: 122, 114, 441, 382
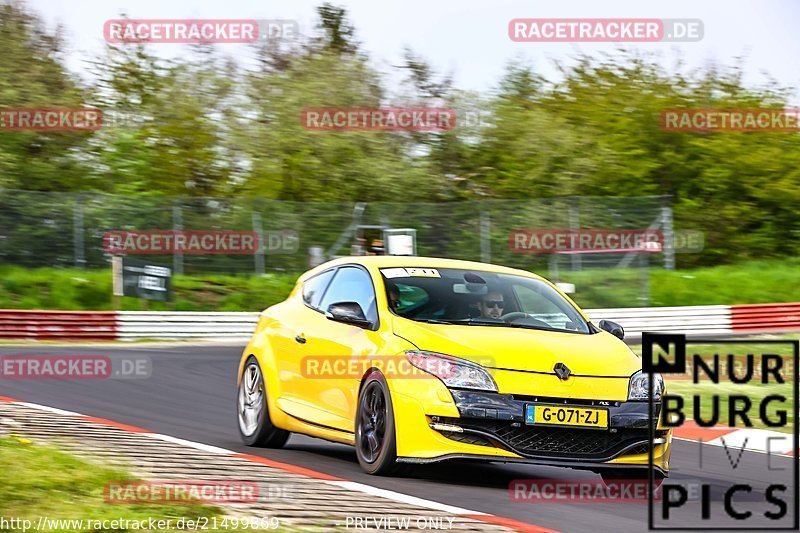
430, 422, 463, 433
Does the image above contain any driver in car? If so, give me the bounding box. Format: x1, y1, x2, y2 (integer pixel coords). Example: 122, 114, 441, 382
478, 291, 505, 319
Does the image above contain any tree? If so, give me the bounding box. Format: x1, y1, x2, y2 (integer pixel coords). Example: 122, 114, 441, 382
0, 0, 94, 191
89, 41, 238, 197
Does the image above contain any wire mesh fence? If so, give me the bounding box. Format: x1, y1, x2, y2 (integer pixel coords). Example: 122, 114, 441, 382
0, 189, 673, 303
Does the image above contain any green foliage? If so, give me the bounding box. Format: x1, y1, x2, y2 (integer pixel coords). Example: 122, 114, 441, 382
0, 1, 93, 191
1, 2, 799, 267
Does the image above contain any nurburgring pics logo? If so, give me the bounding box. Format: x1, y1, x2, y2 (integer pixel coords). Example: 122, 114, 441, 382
508, 19, 703, 43
644, 334, 799, 530
301, 108, 456, 131
0, 108, 102, 131
103, 19, 299, 44
662, 109, 800, 132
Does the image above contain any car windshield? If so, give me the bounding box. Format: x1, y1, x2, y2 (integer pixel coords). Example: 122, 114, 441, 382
381, 267, 591, 334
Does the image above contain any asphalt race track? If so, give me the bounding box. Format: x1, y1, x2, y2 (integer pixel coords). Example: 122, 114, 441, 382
1, 345, 796, 532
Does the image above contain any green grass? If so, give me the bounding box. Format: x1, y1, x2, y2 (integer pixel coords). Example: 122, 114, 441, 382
0, 257, 799, 311
0, 436, 225, 532
630, 337, 796, 433
562, 257, 800, 308
0, 266, 297, 311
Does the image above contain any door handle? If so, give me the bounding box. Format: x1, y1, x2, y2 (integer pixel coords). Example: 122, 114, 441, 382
295, 335, 307, 344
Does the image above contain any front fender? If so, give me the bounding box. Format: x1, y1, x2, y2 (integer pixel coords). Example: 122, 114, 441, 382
237, 311, 291, 430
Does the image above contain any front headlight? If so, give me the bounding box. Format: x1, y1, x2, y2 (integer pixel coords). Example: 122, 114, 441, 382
628, 370, 664, 401
405, 350, 497, 392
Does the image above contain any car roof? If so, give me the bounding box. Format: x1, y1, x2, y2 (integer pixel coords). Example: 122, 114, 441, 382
302, 255, 546, 281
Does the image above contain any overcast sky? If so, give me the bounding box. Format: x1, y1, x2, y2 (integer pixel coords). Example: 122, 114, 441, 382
27, 0, 800, 98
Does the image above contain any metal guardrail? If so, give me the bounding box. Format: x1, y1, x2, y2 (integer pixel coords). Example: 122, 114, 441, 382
1, 303, 798, 342
0, 310, 117, 341
587, 305, 732, 340
117, 311, 259, 340
730, 302, 800, 332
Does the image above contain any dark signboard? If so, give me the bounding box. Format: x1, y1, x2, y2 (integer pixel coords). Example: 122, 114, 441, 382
118, 257, 172, 301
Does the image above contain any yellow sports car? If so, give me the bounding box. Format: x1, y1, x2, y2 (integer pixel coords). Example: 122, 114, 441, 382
237, 256, 671, 479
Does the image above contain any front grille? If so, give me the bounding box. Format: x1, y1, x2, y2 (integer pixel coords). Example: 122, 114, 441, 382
439, 430, 494, 448
627, 443, 650, 456
437, 417, 663, 460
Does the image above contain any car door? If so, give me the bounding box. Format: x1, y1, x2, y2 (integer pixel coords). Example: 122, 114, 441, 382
272, 268, 338, 421
301, 265, 384, 433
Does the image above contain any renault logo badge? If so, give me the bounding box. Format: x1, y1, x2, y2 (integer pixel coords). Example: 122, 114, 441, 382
554, 362, 571, 380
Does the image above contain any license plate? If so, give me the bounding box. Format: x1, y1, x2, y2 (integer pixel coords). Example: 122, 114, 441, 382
525, 404, 608, 429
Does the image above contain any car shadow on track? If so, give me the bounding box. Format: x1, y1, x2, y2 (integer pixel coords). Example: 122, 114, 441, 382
284, 436, 592, 489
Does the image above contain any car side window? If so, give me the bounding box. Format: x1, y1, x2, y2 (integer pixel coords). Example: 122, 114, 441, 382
387, 282, 429, 314
318, 266, 378, 323
302, 269, 336, 310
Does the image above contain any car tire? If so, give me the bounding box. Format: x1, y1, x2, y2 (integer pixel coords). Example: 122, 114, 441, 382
355, 371, 400, 475
237, 356, 290, 448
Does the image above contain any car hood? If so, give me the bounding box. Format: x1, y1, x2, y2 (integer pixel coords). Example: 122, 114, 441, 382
392, 318, 640, 377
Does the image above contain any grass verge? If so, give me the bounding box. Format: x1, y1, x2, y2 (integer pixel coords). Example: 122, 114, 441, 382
0, 436, 279, 532
0, 266, 297, 312
0, 435, 220, 532
0, 257, 799, 310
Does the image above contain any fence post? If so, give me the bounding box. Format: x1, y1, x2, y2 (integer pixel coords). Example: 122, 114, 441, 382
661, 203, 675, 270
172, 203, 183, 275
252, 210, 265, 275
568, 198, 581, 271
480, 208, 491, 263
73, 194, 85, 269
640, 253, 651, 306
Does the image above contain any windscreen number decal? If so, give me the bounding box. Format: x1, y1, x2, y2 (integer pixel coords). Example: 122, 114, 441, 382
381, 267, 440, 279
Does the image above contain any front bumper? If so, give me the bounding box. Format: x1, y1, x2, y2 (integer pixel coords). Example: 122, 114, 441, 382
391, 385, 671, 473
437, 390, 665, 461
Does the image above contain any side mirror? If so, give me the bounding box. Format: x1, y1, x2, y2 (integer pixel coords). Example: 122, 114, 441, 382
325, 301, 374, 329
598, 319, 624, 340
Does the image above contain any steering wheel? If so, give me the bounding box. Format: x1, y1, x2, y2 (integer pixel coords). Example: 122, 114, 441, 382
499, 312, 529, 321
499, 312, 553, 328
